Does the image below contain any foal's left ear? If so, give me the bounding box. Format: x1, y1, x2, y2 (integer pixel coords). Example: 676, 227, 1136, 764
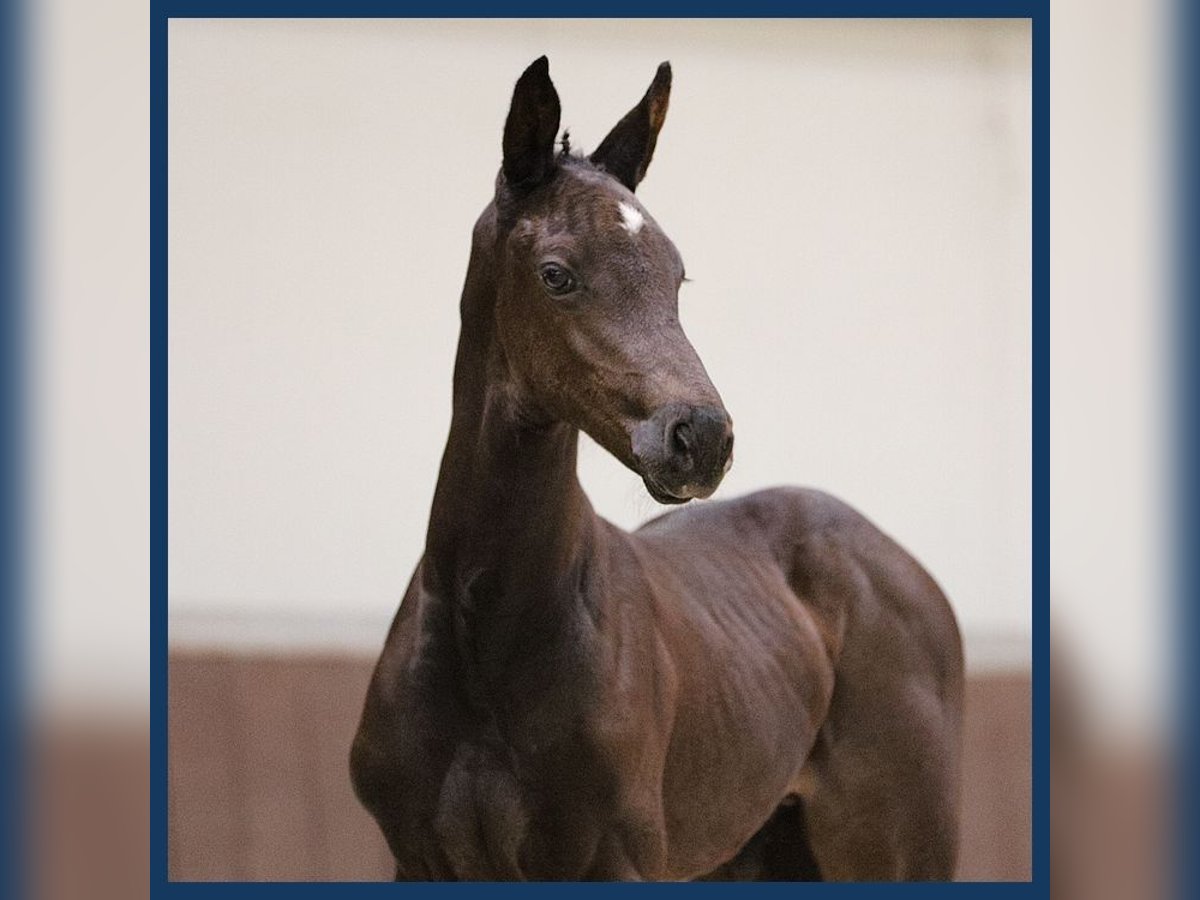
590, 62, 672, 192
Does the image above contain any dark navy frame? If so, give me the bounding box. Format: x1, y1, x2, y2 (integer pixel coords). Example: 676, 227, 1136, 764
149, 2, 1050, 895
1, 0, 26, 896
1177, 0, 1198, 897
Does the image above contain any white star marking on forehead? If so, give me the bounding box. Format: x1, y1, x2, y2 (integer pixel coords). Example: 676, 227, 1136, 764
618, 201, 645, 235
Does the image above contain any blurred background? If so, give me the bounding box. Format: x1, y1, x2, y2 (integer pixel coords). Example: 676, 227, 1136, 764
7, 0, 1182, 896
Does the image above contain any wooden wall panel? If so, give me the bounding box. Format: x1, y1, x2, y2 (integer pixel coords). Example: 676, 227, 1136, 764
958, 673, 1032, 881
292, 658, 398, 880
168, 654, 251, 879
168, 654, 394, 881
168, 652, 1030, 882
232, 660, 324, 880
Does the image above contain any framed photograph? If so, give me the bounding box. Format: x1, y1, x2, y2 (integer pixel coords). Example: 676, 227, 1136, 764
154, 3, 1046, 891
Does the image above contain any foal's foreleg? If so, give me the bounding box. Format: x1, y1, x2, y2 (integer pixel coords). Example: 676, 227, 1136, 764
797, 680, 961, 881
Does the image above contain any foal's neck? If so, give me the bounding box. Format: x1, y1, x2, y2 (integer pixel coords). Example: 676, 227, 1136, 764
422, 215, 596, 623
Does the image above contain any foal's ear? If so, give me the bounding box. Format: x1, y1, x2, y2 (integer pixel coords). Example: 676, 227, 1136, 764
502, 56, 562, 192
590, 62, 672, 192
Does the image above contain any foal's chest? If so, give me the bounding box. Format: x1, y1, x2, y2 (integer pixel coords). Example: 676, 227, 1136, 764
428, 740, 534, 879
369, 585, 668, 879
408, 730, 635, 881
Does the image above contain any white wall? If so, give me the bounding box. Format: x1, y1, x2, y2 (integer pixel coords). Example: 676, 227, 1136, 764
1050, 0, 1171, 739
29, 0, 149, 711
168, 19, 1032, 667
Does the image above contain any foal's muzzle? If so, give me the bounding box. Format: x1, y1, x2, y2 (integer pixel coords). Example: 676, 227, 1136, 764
631, 403, 734, 504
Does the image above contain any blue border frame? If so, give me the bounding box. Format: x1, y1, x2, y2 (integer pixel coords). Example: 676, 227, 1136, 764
150, 3, 1048, 894
1, 0, 23, 897
1, 0, 26, 898
1177, 0, 1198, 896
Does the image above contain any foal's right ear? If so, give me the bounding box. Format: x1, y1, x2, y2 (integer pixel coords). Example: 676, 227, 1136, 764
501, 56, 562, 193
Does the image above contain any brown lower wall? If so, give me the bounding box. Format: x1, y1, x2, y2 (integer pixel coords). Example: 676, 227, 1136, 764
168, 652, 1031, 882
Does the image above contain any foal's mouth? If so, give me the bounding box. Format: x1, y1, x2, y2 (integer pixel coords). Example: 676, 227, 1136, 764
642, 474, 725, 505
643, 476, 693, 506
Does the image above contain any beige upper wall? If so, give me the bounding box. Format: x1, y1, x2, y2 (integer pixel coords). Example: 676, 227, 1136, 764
166, 19, 1032, 659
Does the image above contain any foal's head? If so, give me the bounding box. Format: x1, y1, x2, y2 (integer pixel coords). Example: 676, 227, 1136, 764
485, 57, 733, 505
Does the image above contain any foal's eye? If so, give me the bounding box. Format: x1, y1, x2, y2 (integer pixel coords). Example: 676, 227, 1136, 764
538, 263, 577, 296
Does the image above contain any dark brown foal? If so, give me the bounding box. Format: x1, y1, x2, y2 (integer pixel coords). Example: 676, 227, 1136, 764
351, 57, 963, 881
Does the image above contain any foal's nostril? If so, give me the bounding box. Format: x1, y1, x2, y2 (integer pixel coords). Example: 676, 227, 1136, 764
721, 432, 734, 465
670, 421, 695, 464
